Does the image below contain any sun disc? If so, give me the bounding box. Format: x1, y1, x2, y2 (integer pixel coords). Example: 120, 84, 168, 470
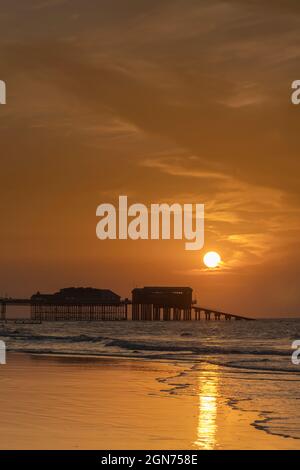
203, 251, 221, 268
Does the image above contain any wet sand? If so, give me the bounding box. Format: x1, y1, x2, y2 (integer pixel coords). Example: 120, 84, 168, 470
0, 353, 298, 450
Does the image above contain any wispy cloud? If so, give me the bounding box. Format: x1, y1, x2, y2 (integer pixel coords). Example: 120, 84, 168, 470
141, 157, 230, 180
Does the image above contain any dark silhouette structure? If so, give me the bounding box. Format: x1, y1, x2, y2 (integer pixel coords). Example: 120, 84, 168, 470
31, 287, 120, 305
30, 287, 127, 321
0, 285, 254, 322
132, 286, 193, 320
0, 297, 31, 322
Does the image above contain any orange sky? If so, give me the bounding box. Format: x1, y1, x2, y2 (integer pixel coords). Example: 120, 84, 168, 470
0, 0, 300, 317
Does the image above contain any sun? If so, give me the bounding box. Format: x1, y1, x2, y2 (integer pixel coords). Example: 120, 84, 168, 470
203, 251, 221, 269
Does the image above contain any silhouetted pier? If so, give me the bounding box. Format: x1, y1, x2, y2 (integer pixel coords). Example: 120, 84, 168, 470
132, 287, 193, 320
0, 286, 254, 322
193, 306, 253, 321
0, 298, 31, 321
131, 287, 253, 321
30, 288, 128, 321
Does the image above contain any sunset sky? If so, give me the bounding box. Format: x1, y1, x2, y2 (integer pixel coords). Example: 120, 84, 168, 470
1, 0, 300, 316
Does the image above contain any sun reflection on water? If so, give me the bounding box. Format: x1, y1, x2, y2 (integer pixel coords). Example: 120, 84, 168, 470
194, 364, 219, 450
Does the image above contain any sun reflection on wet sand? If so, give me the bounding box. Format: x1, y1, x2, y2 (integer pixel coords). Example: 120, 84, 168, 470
194, 364, 219, 450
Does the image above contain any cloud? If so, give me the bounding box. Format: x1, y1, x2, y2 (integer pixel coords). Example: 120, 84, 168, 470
141, 156, 230, 180
1, 0, 300, 312
139, 153, 300, 272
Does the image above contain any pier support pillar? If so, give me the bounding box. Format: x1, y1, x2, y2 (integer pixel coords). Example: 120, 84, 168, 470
205, 311, 211, 321
132, 304, 140, 320
141, 304, 152, 321
163, 307, 171, 321
183, 308, 191, 320
173, 308, 181, 321
153, 306, 160, 321
0, 302, 6, 321
195, 309, 202, 320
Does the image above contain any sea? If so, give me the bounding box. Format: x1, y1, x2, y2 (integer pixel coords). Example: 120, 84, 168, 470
1, 318, 300, 443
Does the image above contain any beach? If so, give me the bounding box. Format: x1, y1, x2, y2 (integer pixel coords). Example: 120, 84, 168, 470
0, 350, 299, 450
